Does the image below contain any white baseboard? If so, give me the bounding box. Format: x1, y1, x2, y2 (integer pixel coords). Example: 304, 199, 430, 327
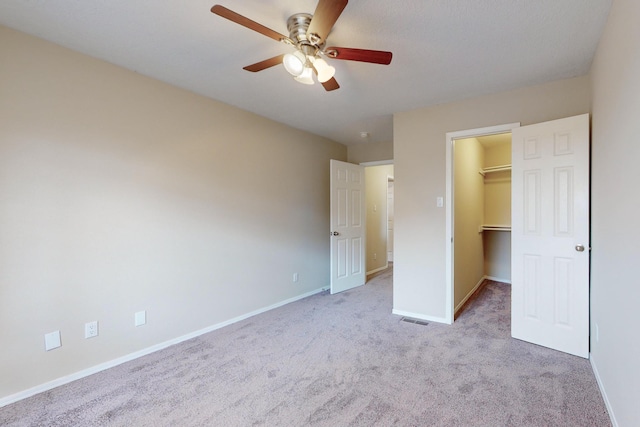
590, 354, 619, 427
0, 287, 325, 408
485, 276, 511, 284
366, 263, 388, 276
392, 309, 451, 325
454, 276, 487, 315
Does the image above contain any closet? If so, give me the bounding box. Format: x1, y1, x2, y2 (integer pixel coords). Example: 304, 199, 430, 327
453, 133, 511, 314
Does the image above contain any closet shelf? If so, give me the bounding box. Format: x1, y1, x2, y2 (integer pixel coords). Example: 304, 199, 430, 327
479, 164, 511, 176
480, 224, 511, 232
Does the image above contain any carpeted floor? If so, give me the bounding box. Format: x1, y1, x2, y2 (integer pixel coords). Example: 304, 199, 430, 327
0, 267, 611, 426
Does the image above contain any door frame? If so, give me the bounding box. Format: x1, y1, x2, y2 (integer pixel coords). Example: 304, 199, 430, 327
445, 123, 520, 324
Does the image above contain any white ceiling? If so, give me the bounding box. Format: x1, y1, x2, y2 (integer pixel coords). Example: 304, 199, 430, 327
0, 0, 612, 146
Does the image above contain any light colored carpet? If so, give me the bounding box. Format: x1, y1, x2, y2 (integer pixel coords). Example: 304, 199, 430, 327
0, 267, 611, 426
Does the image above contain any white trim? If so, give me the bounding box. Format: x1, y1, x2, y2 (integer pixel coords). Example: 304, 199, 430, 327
392, 309, 451, 325
486, 276, 511, 284
367, 263, 389, 276
445, 122, 520, 324
0, 287, 325, 408
590, 355, 619, 427
454, 276, 487, 315
360, 160, 393, 166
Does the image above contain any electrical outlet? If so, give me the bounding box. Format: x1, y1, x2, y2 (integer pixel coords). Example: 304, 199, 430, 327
85, 321, 98, 339
373, 253, 377, 260
135, 311, 146, 327
293, 273, 299, 282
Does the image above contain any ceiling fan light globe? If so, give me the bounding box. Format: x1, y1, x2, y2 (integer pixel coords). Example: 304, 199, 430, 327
318, 67, 336, 83
294, 67, 315, 85
311, 57, 335, 83
283, 51, 306, 76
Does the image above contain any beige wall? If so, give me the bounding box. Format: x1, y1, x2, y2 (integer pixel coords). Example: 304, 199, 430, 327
590, 0, 640, 425
453, 137, 511, 311
393, 76, 590, 321
483, 141, 511, 282
483, 231, 510, 282
484, 178, 511, 225
453, 138, 485, 308
0, 26, 346, 400
484, 142, 511, 168
364, 164, 394, 273
483, 141, 512, 227
348, 140, 393, 164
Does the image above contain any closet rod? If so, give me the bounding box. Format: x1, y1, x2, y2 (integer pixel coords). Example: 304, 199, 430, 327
478, 164, 512, 176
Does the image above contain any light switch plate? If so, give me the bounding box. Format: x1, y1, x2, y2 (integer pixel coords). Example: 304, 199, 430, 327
45, 330, 61, 351
135, 311, 146, 327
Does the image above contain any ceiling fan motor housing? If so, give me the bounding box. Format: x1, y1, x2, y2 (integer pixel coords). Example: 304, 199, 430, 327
287, 13, 322, 54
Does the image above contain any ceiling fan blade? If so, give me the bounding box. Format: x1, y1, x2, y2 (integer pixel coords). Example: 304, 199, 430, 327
243, 55, 285, 72
307, 0, 348, 43
211, 5, 290, 43
321, 77, 340, 91
325, 47, 392, 65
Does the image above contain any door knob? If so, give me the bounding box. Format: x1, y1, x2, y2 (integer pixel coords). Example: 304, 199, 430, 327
575, 244, 585, 252
331, 231, 340, 236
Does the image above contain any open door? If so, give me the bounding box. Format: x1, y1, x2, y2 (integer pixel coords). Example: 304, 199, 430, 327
330, 159, 365, 294
511, 114, 590, 358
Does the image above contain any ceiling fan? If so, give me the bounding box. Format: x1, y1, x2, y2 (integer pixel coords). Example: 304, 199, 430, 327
211, 0, 393, 91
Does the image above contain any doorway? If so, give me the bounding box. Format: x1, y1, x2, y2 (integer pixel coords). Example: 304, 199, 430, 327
362, 162, 394, 277
445, 123, 520, 323
452, 133, 512, 317
445, 116, 590, 358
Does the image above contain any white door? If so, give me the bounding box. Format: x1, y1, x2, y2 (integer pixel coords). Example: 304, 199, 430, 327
330, 159, 365, 294
511, 114, 590, 358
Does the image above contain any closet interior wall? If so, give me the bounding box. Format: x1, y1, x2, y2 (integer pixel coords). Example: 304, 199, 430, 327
482, 138, 511, 283
454, 136, 511, 312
